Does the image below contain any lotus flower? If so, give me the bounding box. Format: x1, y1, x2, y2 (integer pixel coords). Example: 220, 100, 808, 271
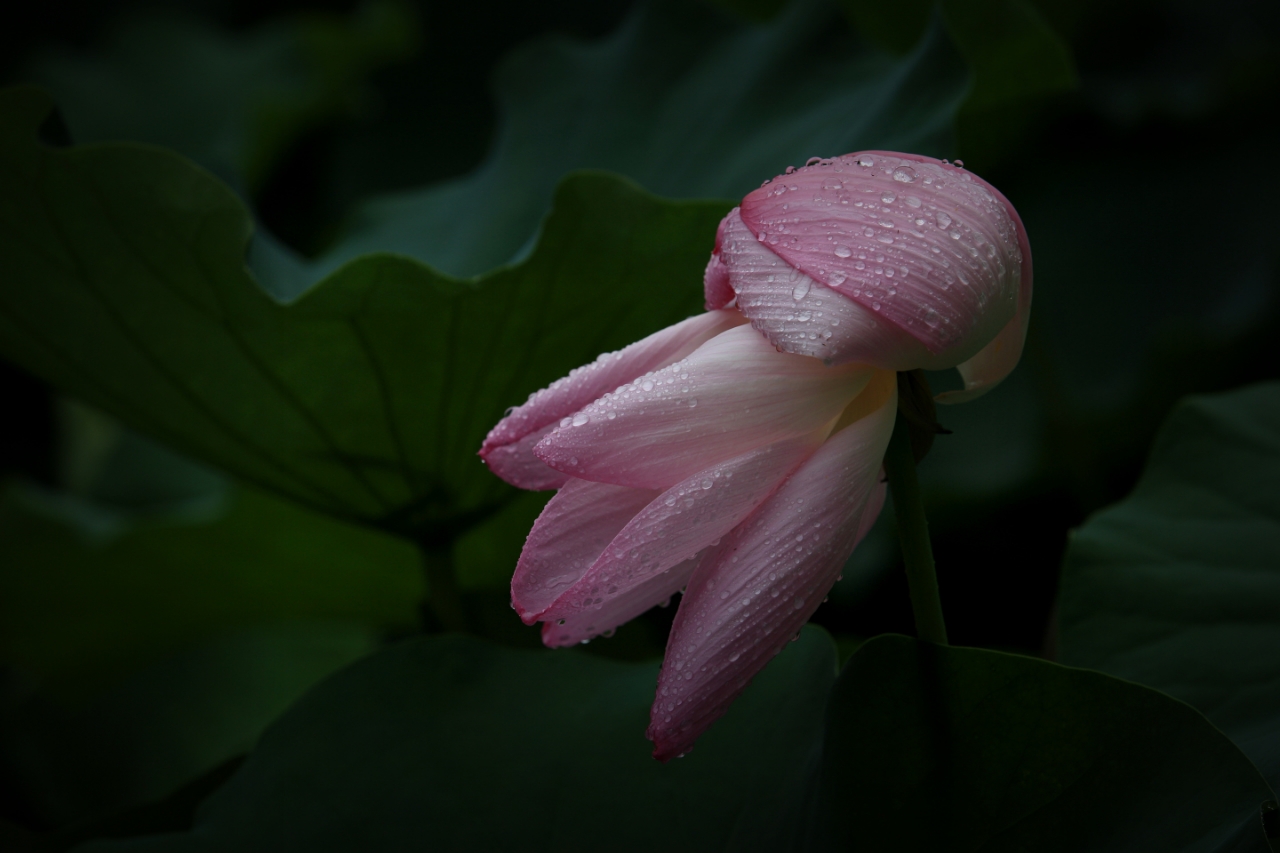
479, 152, 1031, 760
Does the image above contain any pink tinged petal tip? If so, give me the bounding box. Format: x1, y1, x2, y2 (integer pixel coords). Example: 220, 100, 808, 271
938, 191, 1033, 404
647, 370, 898, 761
479, 309, 747, 489
703, 213, 736, 310
542, 553, 700, 648
534, 324, 874, 491
510, 478, 658, 624
538, 429, 827, 635
736, 152, 1027, 370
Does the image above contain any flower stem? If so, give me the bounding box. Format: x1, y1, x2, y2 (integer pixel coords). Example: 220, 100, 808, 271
419, 542, 470, 634
883, 410, 949, 646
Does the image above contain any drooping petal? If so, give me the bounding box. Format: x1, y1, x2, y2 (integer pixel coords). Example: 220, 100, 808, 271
510, 478, 659, 624
647, 370, 898, 761
703, 213, 736, 310
534, 324, 873, 490
542, 553, 701, 648
737, 152, 1025, 366
719, 207, 941, 368
480, 309, 747, 489
480, 422, 570, 491
538, 429, 827, 629
938, 196, 1034, 404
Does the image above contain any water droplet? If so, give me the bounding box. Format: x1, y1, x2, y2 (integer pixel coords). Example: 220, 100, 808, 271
857, 156, 874, 167
701, 478, 713, 490
954, 159, 964, 167
834, 245, 852, 258
906, 196, 921, 208
793, 597, 806, 610
791, 279, 811, 300
805, 156, 822, 166
785, 165, 796, 175
936, 212, 952, 229
892, 166, 917, 183
641, 379, 655, 391
729, 651, 741, 662
572, 412, 589, 427
688, 397, 698, 408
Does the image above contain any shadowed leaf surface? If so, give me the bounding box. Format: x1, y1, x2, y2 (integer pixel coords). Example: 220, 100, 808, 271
1060, 383, 1280, 848
0, 85, 723, 531
812, 635, 1274, 852
72, 628, 837, 852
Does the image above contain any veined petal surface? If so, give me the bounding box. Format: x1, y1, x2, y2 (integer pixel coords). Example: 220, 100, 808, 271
647, 371, 897, 760
738, 152, 1024, 363
539, 430, 826, 629
480, 309, 746, 489
535, 325, 873, 490
719, 208, 939, 368
510, 478, 659, 623
542, 554, 701, 648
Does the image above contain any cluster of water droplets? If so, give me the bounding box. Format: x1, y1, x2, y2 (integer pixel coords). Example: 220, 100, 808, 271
741, 153, 1024, 353
717, 210, 870, 361
652, 489, 858, 734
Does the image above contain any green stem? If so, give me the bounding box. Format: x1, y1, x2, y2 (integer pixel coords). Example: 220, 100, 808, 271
883, 412, 949, 646
420, 543, 470, 634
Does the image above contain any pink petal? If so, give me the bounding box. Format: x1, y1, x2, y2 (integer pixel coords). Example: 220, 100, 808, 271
703, 214, 736, 310
541, 553, 701, 648
480, 310, 746, 489
737, 152, 1025, 365
938, 196, 1034, 403
646, 370, 898, 761
510, 478, 658, 624
534, 324, 873, 490
719, 208, 939, 368
480, 423, 570, 491
538, 429, 826, 629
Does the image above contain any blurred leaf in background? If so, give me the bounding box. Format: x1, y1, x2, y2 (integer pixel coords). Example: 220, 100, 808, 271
72, 628, 838, 852
1059, 383, 1280, 844
0, 398, 420, 824
314, 0, 968, 280
813, 635, 1273, 852
22, 0, 418, 192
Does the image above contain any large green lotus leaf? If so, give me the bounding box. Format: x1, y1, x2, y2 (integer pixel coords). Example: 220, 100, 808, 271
0, 480, 421, 698
0, 85, 723, 529
313, 0, 969, 281
22, 2, 416, 190
812, 635, 1274, 852
4, 621, 378, 823
1059, 383, 1280, 795
839, 0, 1075, 109
73, 628, 837, 852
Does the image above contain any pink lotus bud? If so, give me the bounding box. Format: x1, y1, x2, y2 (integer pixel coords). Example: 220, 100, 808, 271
479, 152, 1031, 761
707, 152, 1032, 403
